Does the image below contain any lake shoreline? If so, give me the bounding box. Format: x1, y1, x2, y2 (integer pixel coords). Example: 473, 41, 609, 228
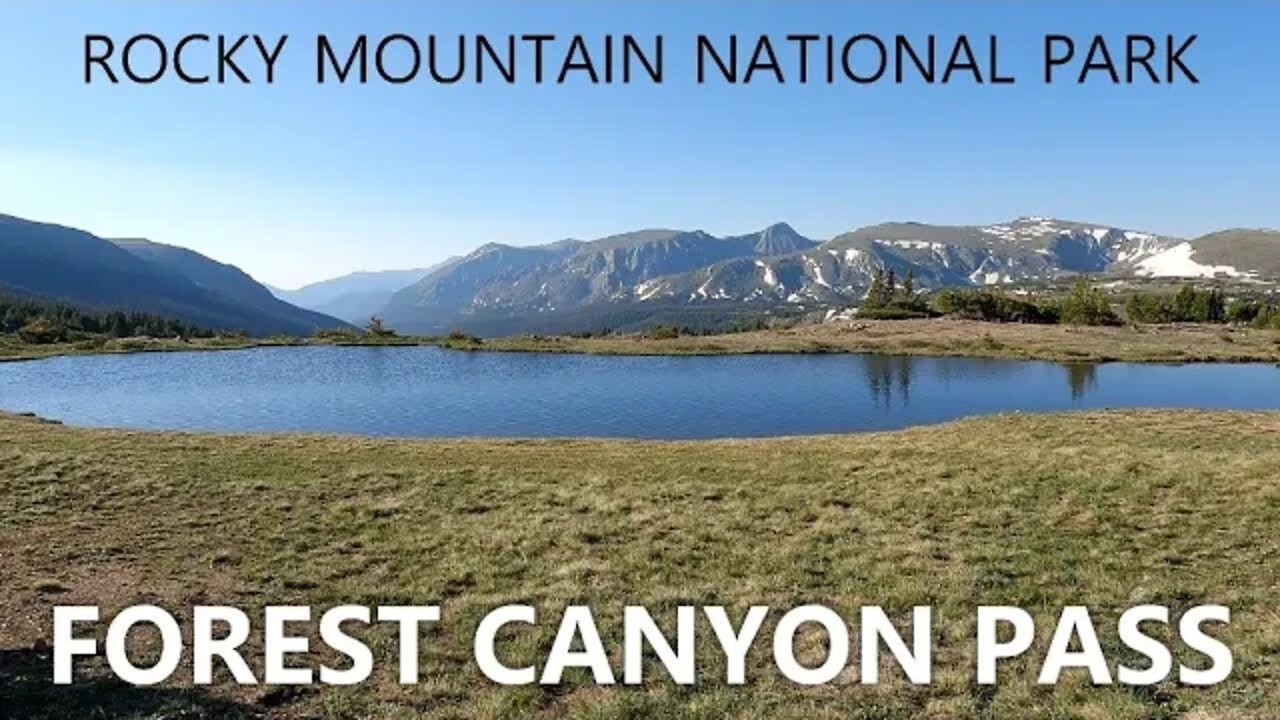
4, 318, 1280, 365
4, 344, 1278, 438
0, 335, 478, 364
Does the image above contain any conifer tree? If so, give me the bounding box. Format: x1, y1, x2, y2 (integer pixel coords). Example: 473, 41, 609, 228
1174, 284, 1198, 321
866, 268, 887, 309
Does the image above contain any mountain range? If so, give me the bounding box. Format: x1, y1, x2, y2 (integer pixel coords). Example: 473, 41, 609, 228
378, 217, 1280, 335
4, 211, 1279, 338
380, 224, 819, 332
0, 214, 347, 336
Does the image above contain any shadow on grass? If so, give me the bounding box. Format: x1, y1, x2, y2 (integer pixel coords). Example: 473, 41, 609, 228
0, 647, 266, 719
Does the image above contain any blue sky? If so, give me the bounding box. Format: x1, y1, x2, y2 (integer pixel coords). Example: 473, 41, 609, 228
1, 1, 1276, 288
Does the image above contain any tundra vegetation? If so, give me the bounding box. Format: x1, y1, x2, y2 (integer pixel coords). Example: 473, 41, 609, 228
0, 409, 1277, 719
6, 281, 1280, 363
478, 280, 1280, 362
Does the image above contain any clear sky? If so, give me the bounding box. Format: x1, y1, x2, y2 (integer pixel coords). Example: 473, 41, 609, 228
1, 1, 1276, 288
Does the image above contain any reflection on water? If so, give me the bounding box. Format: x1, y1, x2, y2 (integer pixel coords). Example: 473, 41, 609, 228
860, 355, 1102, 409
0, 347, 1276, 439
863, 354, 914, 410
1065, 363, 1098, 401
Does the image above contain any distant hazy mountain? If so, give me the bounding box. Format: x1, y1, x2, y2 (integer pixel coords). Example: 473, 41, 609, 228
271, 266, 449, 324
378, 217, 1280, 336
0, 213, 347, 336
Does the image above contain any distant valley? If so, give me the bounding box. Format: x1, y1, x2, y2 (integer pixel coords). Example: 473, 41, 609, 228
268, 265, 452, 325
3, 211, 1279, 338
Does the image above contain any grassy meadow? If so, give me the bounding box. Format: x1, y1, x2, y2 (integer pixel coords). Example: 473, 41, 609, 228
2, 410, 1279, 718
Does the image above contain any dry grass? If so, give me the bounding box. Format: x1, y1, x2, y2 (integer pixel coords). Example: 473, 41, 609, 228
0, 335, 279, 362
483, 319, 1280, 363
2, 410, 1279, 718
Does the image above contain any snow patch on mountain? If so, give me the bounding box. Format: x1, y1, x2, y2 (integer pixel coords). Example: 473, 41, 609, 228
806, 257, 831, 288
984, 217, 1067, 240
755, 260, 780, 288
876, 239, 946, 251
1135, 243, 1248, 278
635, 279, 664, 301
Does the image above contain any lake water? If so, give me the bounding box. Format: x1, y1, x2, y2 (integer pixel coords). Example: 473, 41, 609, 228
0, 346, 1277, 439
